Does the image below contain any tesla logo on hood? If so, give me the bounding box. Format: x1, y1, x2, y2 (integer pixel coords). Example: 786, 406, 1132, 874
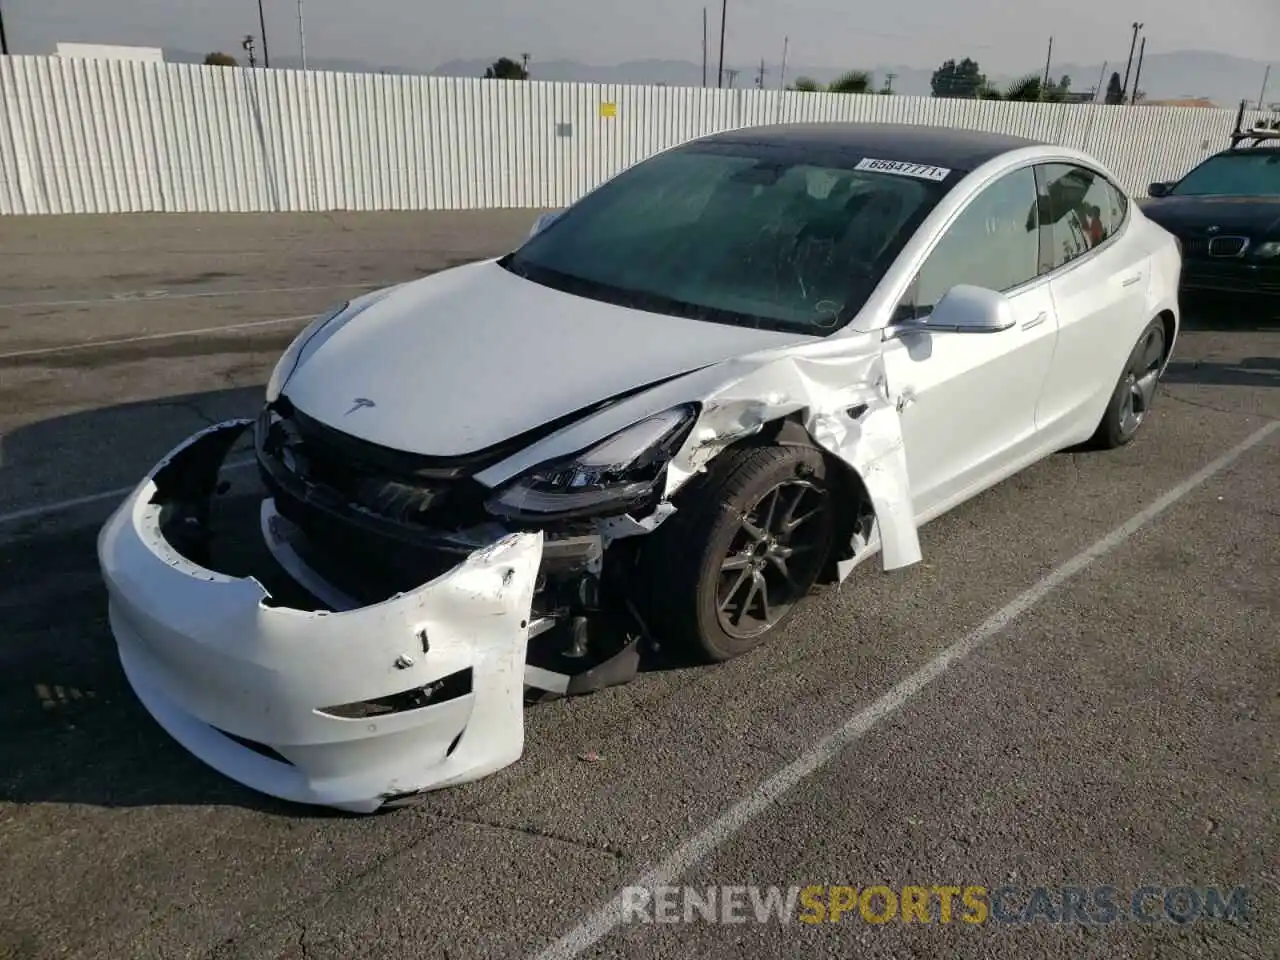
344, 397, 377, 415
1206, 225, 1220, 234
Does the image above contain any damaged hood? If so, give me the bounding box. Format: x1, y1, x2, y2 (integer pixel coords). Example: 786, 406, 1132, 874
281, 260, 814, 456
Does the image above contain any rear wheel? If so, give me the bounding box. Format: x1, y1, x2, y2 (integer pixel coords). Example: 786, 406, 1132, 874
641, 445, 837, 663
1089, 318, 1167, 449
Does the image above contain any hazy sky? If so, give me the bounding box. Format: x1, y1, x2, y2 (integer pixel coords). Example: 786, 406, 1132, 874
3, 0, 1276, 73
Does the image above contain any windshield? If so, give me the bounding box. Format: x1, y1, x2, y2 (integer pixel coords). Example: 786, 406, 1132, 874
499, 144, 952, 334
1171, 152, 1280, 197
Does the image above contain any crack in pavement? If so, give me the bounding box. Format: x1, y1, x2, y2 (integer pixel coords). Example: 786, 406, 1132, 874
151, 398, 222, 428
1164, 392, 1279, 420
447, 814, 628, 860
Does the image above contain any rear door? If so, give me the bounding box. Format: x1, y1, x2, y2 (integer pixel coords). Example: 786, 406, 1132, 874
1031, 162, 1152, 438
881, 163, 1059, 518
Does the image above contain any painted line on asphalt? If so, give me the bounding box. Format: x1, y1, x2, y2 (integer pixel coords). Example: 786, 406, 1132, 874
0, 280, 391, 311
528, 418, 1280, 960
0, 314, 315, 362
0, 457, 258, 529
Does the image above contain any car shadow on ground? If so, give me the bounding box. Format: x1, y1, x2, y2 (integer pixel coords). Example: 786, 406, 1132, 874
1178, 293, 1280, 332
1163, 294, 1280, 389
0, 386, 352, 815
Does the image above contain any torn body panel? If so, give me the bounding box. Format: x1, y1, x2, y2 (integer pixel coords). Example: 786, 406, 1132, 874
470, 333, 923, 576
659, 340, 922, 573
98, 421, 542, 812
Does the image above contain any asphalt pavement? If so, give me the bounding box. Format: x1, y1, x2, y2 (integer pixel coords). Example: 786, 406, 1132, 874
0, 212, 1276, 960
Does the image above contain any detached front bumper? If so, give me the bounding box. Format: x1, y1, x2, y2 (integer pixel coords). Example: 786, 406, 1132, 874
97, 420, 542, 813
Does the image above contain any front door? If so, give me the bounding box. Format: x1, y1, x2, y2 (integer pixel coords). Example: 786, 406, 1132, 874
881, 164, 1059, 518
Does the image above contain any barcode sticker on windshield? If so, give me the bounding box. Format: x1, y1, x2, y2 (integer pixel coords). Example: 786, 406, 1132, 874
854, 158, 952, 181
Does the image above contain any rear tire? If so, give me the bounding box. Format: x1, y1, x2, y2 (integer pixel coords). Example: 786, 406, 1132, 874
640, 445, 837, 663
1089, 318, 1167, 450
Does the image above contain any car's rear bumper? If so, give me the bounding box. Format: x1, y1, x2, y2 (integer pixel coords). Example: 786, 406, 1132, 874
97, 420, 542, 813
1180, 259, 1280, 297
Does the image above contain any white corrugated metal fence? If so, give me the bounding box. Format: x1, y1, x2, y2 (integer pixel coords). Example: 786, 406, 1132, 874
0, 55, 1264, 216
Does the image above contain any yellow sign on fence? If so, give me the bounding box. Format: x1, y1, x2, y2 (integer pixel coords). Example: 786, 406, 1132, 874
599, 101, 617, 118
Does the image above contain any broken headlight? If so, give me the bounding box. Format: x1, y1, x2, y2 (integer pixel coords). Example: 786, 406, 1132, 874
485, 404, 698, 521
265, 302, 349, 403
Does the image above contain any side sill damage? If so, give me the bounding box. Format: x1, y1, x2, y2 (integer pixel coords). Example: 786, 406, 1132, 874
98, 420, 542, 813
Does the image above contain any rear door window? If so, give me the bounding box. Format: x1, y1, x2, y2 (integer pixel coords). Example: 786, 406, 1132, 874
1034, 163, 1127, 273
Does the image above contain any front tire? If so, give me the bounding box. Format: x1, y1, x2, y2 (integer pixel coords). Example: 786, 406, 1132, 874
640, 445, 837, 663
1089, 318, 1167, 449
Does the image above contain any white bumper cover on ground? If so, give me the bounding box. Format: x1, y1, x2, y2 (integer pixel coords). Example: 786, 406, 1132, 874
98, 422, 542, 813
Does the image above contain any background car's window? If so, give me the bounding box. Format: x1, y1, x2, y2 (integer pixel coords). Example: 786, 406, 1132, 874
1034, 163, 1125, 273
1169, 152, 1280, 197
910, 166, 1040, 312
501, 146, 950, 335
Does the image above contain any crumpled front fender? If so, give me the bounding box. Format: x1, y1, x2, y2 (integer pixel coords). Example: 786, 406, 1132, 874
663, 339, 922, 573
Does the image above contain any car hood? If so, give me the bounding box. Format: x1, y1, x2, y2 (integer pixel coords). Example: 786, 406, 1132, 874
281, 260, 814, 456
1142, 195, 1280, 236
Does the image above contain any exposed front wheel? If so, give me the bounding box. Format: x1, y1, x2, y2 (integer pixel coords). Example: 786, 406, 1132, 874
1090, 318, 1167, 449
641, 446, 837, 663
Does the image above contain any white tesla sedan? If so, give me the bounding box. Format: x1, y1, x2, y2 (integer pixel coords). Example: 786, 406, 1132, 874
98, 123, 1182, 811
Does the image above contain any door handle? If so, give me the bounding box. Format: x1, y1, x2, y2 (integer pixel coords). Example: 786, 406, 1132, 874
1021, 311, 1048, 330
1121, 274, 1143, 287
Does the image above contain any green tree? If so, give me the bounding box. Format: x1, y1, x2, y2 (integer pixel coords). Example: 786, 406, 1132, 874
204, 52, 238, 66
931, 57, 985, 98
483, 56, 528, 80
1105, 71, 1124, 104
827, 69, 873, 94
787, 71, 874, 93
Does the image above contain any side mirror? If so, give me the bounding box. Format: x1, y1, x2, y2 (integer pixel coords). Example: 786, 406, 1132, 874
884, 284, 1016, 340
1147, 181, 1172, 198
528, 210, 562, 238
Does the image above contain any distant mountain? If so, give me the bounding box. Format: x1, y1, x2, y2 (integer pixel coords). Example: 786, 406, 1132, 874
165, 48, 1275, 108
166, 49, 415, 75
433, 51, 1273, 106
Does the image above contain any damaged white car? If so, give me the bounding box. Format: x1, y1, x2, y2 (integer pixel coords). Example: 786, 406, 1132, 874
99, 123, 1182, 811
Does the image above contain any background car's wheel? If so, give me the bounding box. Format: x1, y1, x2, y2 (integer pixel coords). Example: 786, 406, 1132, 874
641, 445, 837, 663
1089, 317, 1167, 449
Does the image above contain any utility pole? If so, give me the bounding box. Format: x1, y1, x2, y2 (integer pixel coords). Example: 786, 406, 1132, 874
725, 67, 739, 87
242, 34, 257, 68
779, 36, 789, 89
1130, 36, 1145, 104
1093, 60, 1108, 102
1259, 64, 1272, 110
1121, 21, 1143, 101
257, 0, 270, 67
702, 8, 708, 87
1, 3, 10, 56
755, 58, 767, 88
884, 72, 897, 93
521, 52, 530, 78
1041, 36, 1053, 97
716, 0, 727, 88
297, 0, 307, 70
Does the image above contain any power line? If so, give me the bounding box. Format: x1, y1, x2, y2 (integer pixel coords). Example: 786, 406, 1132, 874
257, 0, 270, 67
1, 3, 9, 55
297, 0, 307, 70
716, 0, 727, 88
1126, 22, 1146, 101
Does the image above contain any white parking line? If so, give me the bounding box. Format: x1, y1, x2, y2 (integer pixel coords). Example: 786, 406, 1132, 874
0, 457, 257, 529
0, 314, 315, 362
0, 281, 391, 311
528, 419, 1280, 960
